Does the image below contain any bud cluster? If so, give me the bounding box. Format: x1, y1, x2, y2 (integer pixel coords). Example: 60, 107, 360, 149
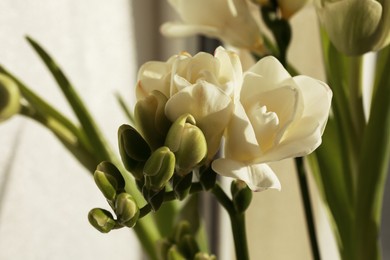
88, 161, 140, 233
158, 221, 216, 260
118, 91, 212, 211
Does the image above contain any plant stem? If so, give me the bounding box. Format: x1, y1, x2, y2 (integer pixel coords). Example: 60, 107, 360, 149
295, 157, 321, 260
211, 184, 250, 260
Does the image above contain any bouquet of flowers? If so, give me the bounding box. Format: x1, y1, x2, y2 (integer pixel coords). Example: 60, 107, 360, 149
0, 0, 389, 259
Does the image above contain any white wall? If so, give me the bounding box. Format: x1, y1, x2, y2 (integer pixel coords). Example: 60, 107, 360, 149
0, 1, 141, 259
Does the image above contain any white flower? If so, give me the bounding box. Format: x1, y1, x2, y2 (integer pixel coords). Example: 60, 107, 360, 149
136, 47, 242, 160
212, 56, 332, 191
315, 0, 390, 55
161, 0, 264, 54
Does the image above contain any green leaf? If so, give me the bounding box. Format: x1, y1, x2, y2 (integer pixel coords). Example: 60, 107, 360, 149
355, 45, 390, 260
26, 36, 111, 162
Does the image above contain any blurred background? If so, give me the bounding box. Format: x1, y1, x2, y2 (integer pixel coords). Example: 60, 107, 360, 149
0, 1, 389, 259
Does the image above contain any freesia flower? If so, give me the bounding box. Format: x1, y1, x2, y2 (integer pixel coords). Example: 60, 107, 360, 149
161, 0, 265, 55
136, 47, 242, 160
252, 0, 310, 19
315, 0, 390, 55
212, 56, 332, 191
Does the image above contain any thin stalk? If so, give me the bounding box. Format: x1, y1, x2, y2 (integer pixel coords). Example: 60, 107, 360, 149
295, 157, 321, 260
211, 184, 249, 260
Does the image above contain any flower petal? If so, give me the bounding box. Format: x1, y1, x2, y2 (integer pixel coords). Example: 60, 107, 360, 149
212, 159, 281, 191
224, 101, 262, 161
257, 76, 332, 162
165, 81, 234, 158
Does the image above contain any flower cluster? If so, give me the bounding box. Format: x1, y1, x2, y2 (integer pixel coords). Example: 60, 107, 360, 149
133, 46, 332, 192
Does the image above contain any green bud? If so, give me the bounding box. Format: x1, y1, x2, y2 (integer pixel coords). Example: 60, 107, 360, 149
165, 114, 207, 175
135, 90, 171, 150
194, 253, 217, 260
316, 0, 390, 55
94, 161, 125, 201
144, 146, 175, 192
88, 208, 116, 233
231, 180, 253, 213
118, 124, 151, 179
178, 234, 199, 259
158, 238, 173, 259
115, 192, 140, 228
0, 74, 21, 122
167, 245, 186, 260
173, 221, 192, 243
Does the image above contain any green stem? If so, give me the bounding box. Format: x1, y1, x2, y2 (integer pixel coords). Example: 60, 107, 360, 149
211, 184, 249, 260
295, 157, 321, 260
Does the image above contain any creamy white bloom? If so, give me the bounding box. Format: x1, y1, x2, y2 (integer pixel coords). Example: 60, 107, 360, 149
212, 56, 332, 191
136, 47, 242, 160
315, 0, 390, 55
161, 0, 264, 54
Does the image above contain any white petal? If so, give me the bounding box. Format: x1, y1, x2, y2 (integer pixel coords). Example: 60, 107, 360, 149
248, 56, 291, 85
212, 159, 281, 191
256, 76, 332, 162
224, 102, 262, 161
165, 81, 234, 158
161, 22, 220, 38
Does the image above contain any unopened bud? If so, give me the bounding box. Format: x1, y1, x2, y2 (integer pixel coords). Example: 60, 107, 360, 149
88, 208, 116, 233
144, 146, 175, 192
165, 114, 207, 175
115, 193, 140, 228
94, 161, 125, 201
231, 180, 253, 213
118, 124, 151, 179
135, 90, 171, 150
167, 245, 186, 260
0, 74, 21, 122
194, 253, 217, 260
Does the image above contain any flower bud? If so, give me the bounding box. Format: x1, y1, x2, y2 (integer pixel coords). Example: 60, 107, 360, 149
194, 253, 217, 260
134, 90, 171, 150
118, 124, 151, 179
165, 114, 207, 175
231, 180, 253, 213
88, 208, 116, 233
94, 161, 125, 201
144, 146, 175, 192
167, 245, 186, 260
0, 74, 21, 122
115, 192, 140, 228
315, 0, 390, 55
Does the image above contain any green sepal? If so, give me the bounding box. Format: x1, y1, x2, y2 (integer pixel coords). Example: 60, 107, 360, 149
143, 188, 166, 212
199, 166, 217, 190
173, 172, 193, 200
